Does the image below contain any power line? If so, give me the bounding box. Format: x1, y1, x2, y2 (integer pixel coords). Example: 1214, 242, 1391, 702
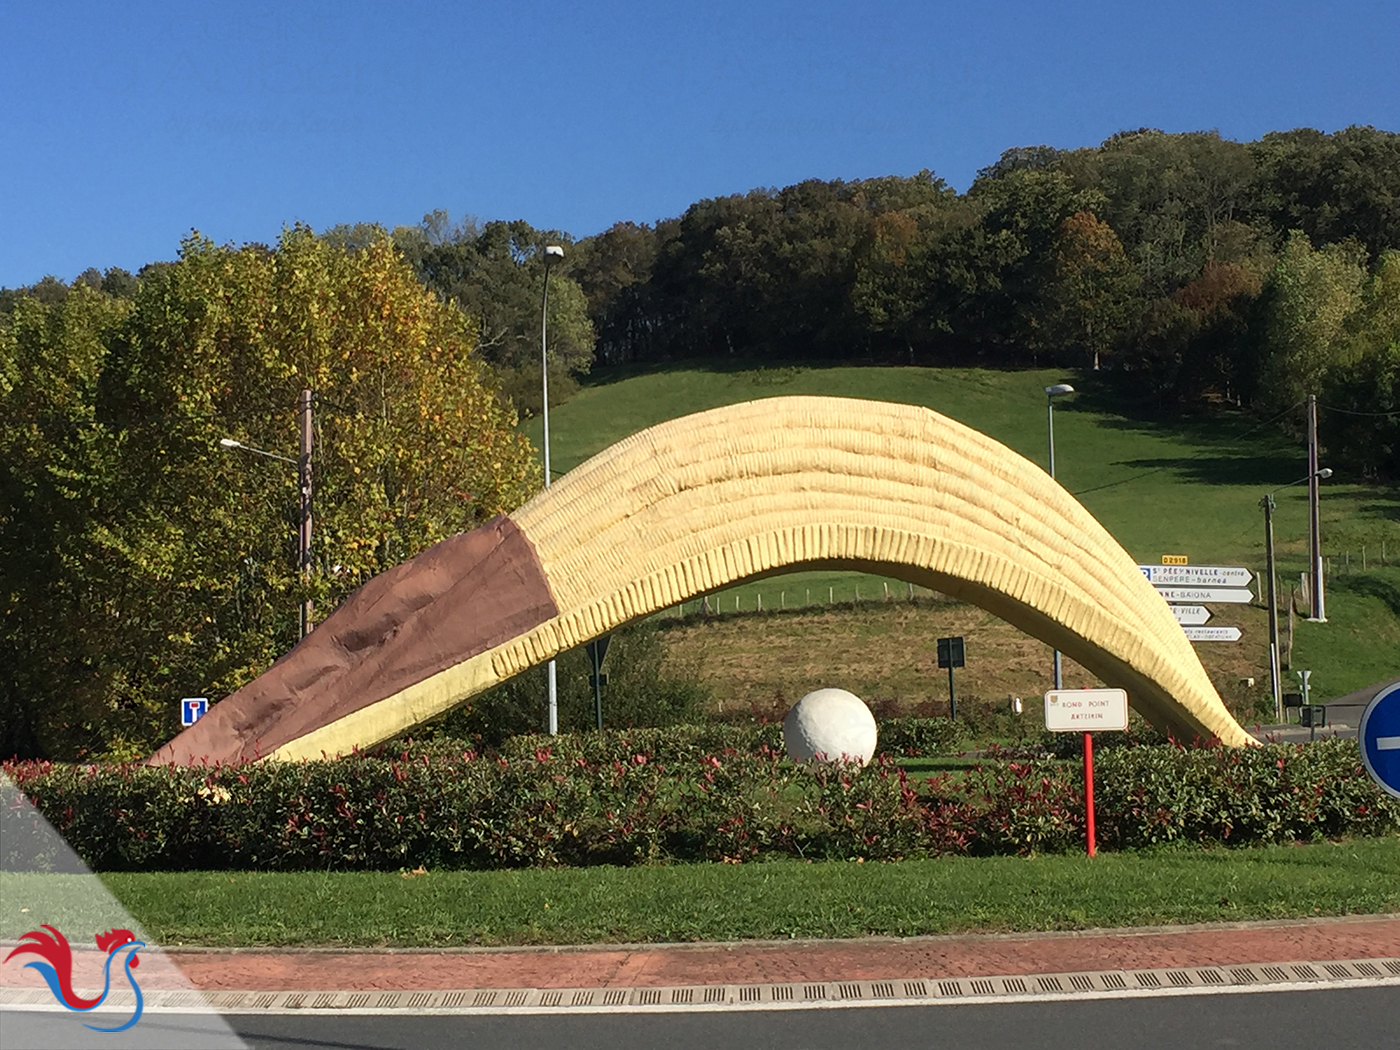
1318, 402, 1400, 418
1071, 398, 1308, 497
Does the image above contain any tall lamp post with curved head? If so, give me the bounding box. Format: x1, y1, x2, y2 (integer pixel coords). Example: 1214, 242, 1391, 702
1045, 383, 1075, 689
541, 244, 564, 735
1262, 466, 1332, 720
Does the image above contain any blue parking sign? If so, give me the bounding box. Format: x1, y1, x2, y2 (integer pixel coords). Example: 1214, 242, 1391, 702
181, 697, 209, 726
1359, 680, 1400, 802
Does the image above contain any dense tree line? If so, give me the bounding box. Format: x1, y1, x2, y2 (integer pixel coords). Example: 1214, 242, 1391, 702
1, 229, 539, 759
563, 126, 1400, 475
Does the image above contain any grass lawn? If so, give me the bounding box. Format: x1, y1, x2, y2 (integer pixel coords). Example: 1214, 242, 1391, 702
521, 363, 1400, 701
656, 598, 1279, 725
6, 839, 1396, 948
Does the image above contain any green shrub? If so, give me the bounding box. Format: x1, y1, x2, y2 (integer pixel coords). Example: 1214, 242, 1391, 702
404, 623, 709, 746
5, 735, 1395, 872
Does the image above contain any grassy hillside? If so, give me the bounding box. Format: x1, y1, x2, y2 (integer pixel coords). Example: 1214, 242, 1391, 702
521, 363, 1400, 704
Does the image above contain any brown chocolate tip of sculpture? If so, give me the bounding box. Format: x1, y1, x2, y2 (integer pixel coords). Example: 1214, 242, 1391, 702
148, 515, 557, 766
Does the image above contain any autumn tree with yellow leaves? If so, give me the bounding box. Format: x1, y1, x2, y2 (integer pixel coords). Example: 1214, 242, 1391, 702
1, 228, 540, 759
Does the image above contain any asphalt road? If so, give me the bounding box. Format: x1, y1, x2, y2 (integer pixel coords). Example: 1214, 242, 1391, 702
222, 988, 1400, 1050
0, 985, 1368, 1050
7, 985, 1397, 1049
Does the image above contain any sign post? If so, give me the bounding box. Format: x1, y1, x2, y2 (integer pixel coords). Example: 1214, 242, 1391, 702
937, 637, 965, 720
585, 635, 611, 732
1359, 681, 1400, 802
1181, 626, 1243, 642
1170, 605, 1212, 626
1151, 586, 1254, 604
1139, 565, 1253, 588
1044, 688, 1129, 857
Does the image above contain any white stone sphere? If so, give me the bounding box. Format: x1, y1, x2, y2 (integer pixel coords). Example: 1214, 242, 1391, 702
782, 688, 878, 765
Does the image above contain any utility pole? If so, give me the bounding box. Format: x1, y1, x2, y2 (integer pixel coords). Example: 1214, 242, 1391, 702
1045, 384, 1074, 689
298, 388, 314, 639
541, 245, 564, 735
1262, 493, 1281, 720
1307, 394, 1325, 621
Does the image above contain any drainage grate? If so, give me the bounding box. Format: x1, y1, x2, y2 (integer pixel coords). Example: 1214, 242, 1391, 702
174, 955, 1398, 1015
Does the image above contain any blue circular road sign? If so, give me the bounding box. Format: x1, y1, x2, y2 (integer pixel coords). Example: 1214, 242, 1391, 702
1359, 680, 1400, 802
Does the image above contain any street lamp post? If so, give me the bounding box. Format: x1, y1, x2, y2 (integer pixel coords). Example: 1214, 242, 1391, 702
1306, 394, 1326, 621
541, 244, 564, 736
1262, 467, 1333, 720
1045, 383, 1075, 690
218, 388, 316, 641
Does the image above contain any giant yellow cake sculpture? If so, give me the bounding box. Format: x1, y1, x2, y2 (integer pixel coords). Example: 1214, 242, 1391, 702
151, 396, 1253, 765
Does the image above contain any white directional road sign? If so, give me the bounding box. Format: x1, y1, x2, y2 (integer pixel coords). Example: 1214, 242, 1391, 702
1181, 626, 1243, 642
1140, 565, 1253, 587
1044, 688, 1130, 732
1154, 586, 1254, 604
1170, 605, 1212, 626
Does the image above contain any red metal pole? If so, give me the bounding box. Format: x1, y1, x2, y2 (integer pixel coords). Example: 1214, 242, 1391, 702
1083, 731, 1096, 857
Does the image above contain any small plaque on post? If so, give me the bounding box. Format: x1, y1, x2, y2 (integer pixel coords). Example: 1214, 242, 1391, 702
1043, 688, 1129, 732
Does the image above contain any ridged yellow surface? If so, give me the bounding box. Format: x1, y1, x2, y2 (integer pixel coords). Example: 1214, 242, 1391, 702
274, 396, 1252, 760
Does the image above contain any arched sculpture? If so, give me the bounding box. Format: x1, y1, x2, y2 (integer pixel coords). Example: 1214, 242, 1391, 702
150, 395, 1254, 765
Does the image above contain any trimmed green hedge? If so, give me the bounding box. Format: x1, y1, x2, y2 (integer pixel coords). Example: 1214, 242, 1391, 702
5, 735, 1395, 872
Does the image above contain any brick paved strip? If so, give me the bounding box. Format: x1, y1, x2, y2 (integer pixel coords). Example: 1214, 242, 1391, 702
137, 916, 1400, 992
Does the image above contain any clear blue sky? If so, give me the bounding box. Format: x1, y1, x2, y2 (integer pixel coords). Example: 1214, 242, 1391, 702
4, 1, 1396, 287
